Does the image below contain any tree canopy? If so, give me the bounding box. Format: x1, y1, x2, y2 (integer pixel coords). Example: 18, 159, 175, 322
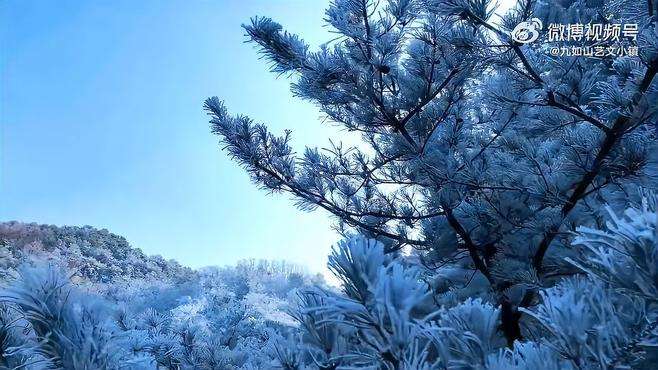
207, 0, 658, 367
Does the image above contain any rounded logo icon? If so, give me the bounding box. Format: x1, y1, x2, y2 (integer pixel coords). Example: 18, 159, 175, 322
511, 18, 543, 44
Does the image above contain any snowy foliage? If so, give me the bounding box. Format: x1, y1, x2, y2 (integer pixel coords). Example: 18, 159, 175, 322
4, 0, 657, 368
287, 208, 658, 368
0, 222, 194, 284
3, 208, 657, 369
0, 224, 322, 369
206, 0, 658, 368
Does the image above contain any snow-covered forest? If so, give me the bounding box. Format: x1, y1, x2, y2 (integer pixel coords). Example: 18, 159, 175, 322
2, 0, 658, 368
0, 222, 324, 368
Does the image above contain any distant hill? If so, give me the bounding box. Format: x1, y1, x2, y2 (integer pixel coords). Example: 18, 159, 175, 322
0, 221, 196, 284
0, 221, 323, 369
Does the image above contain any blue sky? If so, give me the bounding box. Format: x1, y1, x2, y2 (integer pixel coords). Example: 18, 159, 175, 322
1, 0, 344, 273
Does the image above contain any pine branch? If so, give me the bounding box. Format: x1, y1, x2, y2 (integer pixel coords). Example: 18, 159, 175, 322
533, 60, 658, 272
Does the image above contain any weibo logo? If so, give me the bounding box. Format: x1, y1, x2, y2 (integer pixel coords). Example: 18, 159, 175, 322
511, 18, 543, 44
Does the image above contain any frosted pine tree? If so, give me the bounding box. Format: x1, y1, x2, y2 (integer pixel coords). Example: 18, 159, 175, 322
206, 0, 658, 367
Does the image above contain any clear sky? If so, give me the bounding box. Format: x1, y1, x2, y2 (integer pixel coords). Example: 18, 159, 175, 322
1, 0, 344, 274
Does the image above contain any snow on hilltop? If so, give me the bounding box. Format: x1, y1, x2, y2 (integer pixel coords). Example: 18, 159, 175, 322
0, 221, 195, 284
0, 222, 324, 368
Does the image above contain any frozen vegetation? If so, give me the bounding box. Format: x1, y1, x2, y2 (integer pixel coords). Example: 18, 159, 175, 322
3, 0, 658, 368
1, 202, 658, 368
0, 222, 324, 368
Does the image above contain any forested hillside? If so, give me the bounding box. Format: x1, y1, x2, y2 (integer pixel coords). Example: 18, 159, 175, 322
0, 222, 323, 369
1, 200, 657, 369
0, 222, 195, 284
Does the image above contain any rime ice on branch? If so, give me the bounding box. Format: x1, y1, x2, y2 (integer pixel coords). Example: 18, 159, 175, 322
207, 0, 658, 367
